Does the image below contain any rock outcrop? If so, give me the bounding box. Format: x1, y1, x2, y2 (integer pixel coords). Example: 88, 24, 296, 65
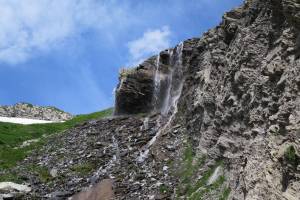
0, 103, 72, 122
116, 0, 300, 199
2, 0, 300, 199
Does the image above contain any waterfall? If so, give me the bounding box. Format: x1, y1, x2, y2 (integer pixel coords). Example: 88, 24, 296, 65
161, 42, 184, 116
153, 55, 161, 110
91, 134, 121, 181
137, 43, 184, 163
112, 135, 120, 163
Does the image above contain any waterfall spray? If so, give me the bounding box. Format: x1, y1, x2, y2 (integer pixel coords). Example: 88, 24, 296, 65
161, 42, 184, 116
153, 55, 161, 110
137, 43, 185, 163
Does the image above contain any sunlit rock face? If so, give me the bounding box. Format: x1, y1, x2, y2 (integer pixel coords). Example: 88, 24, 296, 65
115, 0, 300, 198
0, 102, 72, 121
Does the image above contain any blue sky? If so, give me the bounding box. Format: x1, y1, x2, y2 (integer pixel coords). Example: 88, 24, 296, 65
0, 0, 243, 114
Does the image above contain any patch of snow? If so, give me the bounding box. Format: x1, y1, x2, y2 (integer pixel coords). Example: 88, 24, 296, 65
0, 182, 31, 193
0, 116, 61, 125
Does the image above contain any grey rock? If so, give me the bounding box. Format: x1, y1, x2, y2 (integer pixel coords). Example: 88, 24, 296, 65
0, 102, 72, 121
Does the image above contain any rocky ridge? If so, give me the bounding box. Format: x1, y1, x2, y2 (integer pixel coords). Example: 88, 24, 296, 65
0, 103, 72, 122
2, 0, 300, 199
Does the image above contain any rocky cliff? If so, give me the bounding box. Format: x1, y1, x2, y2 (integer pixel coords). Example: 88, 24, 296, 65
2, 0, 300, 199
0, 103, 72, 122
114, 0, 300, 198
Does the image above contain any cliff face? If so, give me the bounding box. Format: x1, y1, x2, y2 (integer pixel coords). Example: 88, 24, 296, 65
4, 0, 300, 199
114, 0, 300, 199
0, 103, 72, 121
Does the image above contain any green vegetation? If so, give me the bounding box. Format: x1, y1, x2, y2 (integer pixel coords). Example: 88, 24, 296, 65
0, 108, 113, 147
178, 145, 206, 192
188, 173, 226, 200
0, 140, 45, 170
174, 143, 228, 200
21, 164, 57, 183
119, 67, 137, 78
32, 165, 53, 183
0, 108, 113, 173
159, 184, 170, 194
219, 187, 231, 200
175, 143, 206, 197
284, 145, 299, 167
26, 103, 34, 108
70, 162, 96, 175
0, 171, 20, 183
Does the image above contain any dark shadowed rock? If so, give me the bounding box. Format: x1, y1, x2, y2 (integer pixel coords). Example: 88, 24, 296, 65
114, 61, 156, 115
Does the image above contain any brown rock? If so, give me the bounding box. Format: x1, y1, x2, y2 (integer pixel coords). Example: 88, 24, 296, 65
71, 179, 114, 200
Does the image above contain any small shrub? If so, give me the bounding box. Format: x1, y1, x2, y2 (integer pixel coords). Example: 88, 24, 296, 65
27, 103, 34, 108
26, 165, 53, 183
37, 167, 52, 183
119, 67, 136, 78
159, 184, 169, 194
219, 187, 231, 200
70, 162, 95, 175
284, 145, 299, 167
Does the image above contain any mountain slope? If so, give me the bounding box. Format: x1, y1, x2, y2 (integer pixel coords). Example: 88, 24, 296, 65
0, 108, 113, 183
0, 103, 72, 122
1, 0, 300, 199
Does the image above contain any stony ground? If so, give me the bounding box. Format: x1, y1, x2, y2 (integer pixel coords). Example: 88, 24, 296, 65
7, 114, 186, 199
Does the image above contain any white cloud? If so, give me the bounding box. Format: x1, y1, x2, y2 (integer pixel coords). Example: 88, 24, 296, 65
0, 0, 132, 64
127, 26, 171, 66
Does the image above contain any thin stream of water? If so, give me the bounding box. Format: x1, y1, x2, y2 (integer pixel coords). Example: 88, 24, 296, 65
137, 43, 184, 163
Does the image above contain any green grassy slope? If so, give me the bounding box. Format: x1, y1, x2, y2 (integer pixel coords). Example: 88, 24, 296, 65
0, 108, 113, 173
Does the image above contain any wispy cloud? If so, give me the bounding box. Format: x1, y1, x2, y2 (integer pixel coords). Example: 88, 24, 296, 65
0, 0, 133, 65
127, 26, 171, 67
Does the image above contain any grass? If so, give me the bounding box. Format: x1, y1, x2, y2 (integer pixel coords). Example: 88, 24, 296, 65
284, 145, 299, 167
188, 175, 226, 200
119, 67, 137, 78
0, 108, 113, 173
159, 184, 170, 194
33, 165, 53, 183
174, 143, 229, 200
0, 108, 113, 147
70, 162, 96, 175
175, 144, 206, 196
0, 171, 20, 182
219, 187, 231, 200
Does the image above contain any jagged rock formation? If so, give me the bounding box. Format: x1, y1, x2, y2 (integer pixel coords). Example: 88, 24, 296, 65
115, 64, 156, 115
114, 0, 300, 198
2, 0, 300, 199
0, 103, 72, 122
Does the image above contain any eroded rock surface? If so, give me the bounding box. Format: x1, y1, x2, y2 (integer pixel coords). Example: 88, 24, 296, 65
0, 103, 72, 122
